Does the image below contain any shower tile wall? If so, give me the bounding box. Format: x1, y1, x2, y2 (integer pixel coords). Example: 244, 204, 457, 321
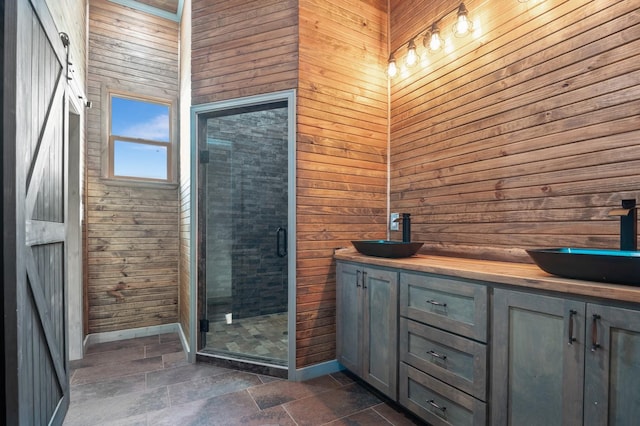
206, 107, 288, 320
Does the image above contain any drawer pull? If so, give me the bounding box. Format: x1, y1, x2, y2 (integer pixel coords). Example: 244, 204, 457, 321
427, 350, 447, 360
591, 314, 601, 352
568, 309, 577, 345
426, 299, 447, 307
427, 399, 447, 414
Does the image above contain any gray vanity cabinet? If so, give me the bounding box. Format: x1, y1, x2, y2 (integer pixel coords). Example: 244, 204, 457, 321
584, 303, 640, 425
492, 288, 585, 425
336, 255, 640, 425
492, 289, 640, 426
399, 272, 488, 425
336, 262, 398, 400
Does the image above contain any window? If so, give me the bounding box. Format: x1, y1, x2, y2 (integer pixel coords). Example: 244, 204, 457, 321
107, 92, 175, 182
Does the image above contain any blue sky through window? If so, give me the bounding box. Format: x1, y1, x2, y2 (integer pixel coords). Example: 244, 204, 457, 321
114, 140, 168, 179
111, 96, 170, 180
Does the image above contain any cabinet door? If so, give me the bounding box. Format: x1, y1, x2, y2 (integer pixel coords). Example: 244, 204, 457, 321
491, 289, 585, 426
362, 266, 398, 400
585, 303, 640, 425
336, 262, 362, 375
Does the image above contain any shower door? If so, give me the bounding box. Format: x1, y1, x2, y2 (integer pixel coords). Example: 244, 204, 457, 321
197, 97, 292, 367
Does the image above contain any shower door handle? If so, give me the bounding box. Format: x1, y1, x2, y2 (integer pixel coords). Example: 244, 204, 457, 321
276, 227, 287, 257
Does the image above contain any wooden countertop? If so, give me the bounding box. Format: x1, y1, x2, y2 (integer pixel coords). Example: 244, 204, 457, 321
334, 247, 640, 305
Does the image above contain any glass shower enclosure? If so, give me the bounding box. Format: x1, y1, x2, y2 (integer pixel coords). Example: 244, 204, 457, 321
195, 93, 294, 369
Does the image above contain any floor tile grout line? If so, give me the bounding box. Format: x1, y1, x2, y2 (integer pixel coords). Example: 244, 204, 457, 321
71, 370, 147, 393
71, 346, 146, 367
320, 406, 394, 426
71, 356, 168, 387
371, 404, 399, 426
245, 373, 269, 412
280, 402, 300, 426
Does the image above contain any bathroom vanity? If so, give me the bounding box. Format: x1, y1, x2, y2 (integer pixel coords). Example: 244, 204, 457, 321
335, 248, 640, 425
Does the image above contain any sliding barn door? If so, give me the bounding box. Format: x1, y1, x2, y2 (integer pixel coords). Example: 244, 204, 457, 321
2, 0, 70, 424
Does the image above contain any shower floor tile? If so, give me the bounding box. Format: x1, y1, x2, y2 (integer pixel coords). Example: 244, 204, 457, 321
205, 312, 288, 364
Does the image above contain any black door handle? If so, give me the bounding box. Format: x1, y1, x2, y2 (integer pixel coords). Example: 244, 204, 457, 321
276, 227, 287, 257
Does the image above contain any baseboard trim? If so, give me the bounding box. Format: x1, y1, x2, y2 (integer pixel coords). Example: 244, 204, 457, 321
83, 323, 189, 356
292, 360, 344, 382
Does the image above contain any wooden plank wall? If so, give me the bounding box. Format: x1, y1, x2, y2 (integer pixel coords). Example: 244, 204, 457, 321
86, 0, 180, 333
191, 0, 299, 105
191, 0, 388, 367
191, 0, 298, 356
389, 0, 640, 262
297, 0, 388, 367
179, 0, 192, 345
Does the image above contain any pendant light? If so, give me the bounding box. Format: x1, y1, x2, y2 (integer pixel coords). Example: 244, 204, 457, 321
405, 39, 418, 67
424, 22, 442, 52
453, 3, 473, 37
387, 53, 398, 77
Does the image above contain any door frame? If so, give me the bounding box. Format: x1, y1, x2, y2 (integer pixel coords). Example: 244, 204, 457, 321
66, 79, 86, 361
190, 89, 297, 378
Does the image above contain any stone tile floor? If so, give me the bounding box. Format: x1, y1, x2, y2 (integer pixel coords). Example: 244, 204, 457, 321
206, 312, 288, 365
64, 332, 424, 425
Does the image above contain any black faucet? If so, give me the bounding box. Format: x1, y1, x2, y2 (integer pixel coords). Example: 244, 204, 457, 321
392, 213, 412, 242
401, 213, 411, 243
609, 199, 637, 251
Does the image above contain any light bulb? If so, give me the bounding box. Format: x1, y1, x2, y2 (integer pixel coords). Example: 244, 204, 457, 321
405, 39, 418, 67
424, 23, 442, 52
429, 31, 441, 51
387, 55, 397, 77
456, 15, 469, 35
453, 4, 473, 37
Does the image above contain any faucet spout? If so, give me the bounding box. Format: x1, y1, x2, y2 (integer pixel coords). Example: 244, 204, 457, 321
392, 213, 412, 242
608, 199, 637, 251
402, 213, 411, 243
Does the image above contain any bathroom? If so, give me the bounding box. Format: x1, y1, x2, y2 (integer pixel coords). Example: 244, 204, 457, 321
2, 0, 638, 423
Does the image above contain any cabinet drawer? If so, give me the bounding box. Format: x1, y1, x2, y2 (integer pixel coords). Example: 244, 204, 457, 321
400, 272, 488, 342
400, 363, 486, 426
400, 318, 487, 401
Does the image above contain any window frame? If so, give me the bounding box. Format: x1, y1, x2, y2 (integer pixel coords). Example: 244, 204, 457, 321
102, 87, 178, 185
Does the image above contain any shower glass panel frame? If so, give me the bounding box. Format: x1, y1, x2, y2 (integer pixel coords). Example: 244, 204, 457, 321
192, 90, 296, 376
